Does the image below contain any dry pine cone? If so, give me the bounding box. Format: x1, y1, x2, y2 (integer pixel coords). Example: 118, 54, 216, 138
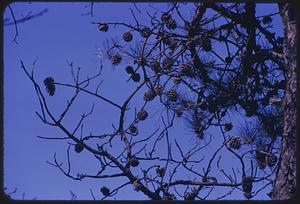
137, 110, 148, 121
166, 89, 178, 101
143, 89, 156, 102
154, 85, 164, 96
111, 54, 122, 65
227, 136, 241, 150
123, 32, 133, 42
98, 23, 108, 32
44, 77, 56, 96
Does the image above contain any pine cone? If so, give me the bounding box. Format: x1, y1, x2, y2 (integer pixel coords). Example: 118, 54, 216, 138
156, 166, 165, 177
179, 63, 191, 76
166, 89, 178, 101
262, 16, 272, 25
143, 89, 156, 102
173, 76, 181, 84
98, 23, 108, 32
131, 73, 140, 82
265, 153, 277, 167
168, 40, 177, 51
227, 136, 241, 150
126, 66, 134, 74
162, 37, 172, 45
184, 192, 196, 200
256, 150, 266, 169
129, 125, 137, 134
133, 178, 142, 191
74, 142, 84, 153
137, 110, 148, 121
242, 176, 253, 193
130, 157, 139, 167
140, 27, 151, 38
194, 35, 202, 45
44, 77, 56, 96
163, 193, 176, 200
161, 13, 171, 23
123, 31, 133, 42
243, 136, 254, 145
100, 186, 110, 196
257, 161, 266, 169
175, 109, 183, 117
166, 19, 177, 30
224, 123, 233, 132
154, 85, 164, 96
111, 54, 122, 65
162, 57, 173, 70
225, 56, 232, 63
150, 60, 161, 73
156, 31, 165, 40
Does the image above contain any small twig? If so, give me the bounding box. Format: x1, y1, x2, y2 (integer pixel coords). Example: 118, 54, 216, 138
7, 5, 19, 43
37, 135, 69, 140
90, 188, 96, 200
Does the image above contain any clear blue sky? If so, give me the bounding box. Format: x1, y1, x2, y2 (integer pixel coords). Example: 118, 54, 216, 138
4, 2, 283, 200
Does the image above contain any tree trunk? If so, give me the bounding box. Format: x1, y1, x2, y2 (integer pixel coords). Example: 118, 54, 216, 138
272, 3, 297, 200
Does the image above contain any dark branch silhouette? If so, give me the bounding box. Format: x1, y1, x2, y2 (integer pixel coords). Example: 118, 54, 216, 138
21, 2, 295, 200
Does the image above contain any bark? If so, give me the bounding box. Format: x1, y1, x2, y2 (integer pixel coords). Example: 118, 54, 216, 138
272, 3, 297, 200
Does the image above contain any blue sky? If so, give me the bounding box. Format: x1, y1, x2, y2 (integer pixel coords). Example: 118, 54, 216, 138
3, 2, 283, 200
